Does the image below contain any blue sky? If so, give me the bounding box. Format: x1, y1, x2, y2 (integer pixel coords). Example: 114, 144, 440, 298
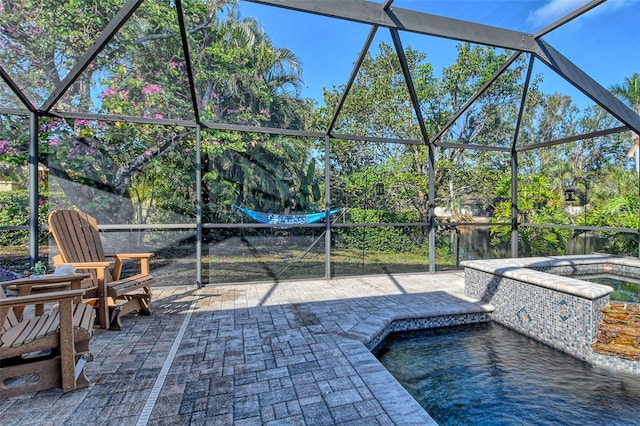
238, 0, 639, 110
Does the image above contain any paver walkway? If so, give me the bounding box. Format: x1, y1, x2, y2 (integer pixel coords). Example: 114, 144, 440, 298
0, 272, 492, 425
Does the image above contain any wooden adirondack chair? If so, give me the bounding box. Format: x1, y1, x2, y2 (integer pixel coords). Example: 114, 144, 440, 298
48, 209, 154, 330
0, 280, 95, 397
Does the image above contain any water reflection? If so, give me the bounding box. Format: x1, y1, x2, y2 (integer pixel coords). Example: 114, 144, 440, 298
447, 228, 609, 266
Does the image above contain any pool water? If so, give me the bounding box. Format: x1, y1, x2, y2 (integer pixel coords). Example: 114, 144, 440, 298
574, 274, 640, 303
376, 322, 640, 426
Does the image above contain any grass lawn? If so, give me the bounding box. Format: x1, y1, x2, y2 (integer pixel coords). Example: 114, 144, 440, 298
0, 243, 456, 286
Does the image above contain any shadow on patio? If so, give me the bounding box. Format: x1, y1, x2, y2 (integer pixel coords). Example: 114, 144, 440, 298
1, 272, 488, 425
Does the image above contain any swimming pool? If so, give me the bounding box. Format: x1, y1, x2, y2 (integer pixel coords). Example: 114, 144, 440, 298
376, 322, 640, 426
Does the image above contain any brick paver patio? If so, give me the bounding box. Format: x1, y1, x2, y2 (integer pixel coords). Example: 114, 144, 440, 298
1, 272, 492, 425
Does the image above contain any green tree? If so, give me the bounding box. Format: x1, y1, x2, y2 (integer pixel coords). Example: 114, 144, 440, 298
313, 43, 426, 217
202, 133, 322, 217
0, 0, 313, 223
314, 42, 527, 223
588, 167, 639, 255
490, 174, 571, 255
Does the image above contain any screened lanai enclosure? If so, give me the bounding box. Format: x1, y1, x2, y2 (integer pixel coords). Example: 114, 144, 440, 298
2, 0, 640, 286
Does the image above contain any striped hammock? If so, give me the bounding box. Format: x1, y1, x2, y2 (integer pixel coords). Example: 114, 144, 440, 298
234, 205, 339, 225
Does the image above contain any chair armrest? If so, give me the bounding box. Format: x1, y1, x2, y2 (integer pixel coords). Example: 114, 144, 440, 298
2, 275, 92, 320
51, 262, 111, 284
112, 253, 154, 279
0, 289, 87, 308
1, 273, 92, 288
0, 289, 87, 327
51, 255, 112, 270
61, 261, 112, 269
113, 253, 154, 259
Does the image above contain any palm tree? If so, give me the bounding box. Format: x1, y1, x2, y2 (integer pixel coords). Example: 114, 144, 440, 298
610, 73, 640, 169
198, 10, 306, 129
195, 9, 315, 213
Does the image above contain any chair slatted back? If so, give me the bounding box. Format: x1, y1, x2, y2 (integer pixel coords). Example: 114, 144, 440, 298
0, 289, 21, 335
48, 209, 109, 286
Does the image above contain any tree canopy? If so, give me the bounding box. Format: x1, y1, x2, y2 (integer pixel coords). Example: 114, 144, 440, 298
0, 0, 638, 257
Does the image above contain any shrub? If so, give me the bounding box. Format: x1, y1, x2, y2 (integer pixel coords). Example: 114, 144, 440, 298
0, 189, 70, 246
333, 208, 424, 252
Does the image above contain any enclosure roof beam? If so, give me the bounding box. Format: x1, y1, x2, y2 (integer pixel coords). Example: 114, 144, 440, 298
176, 0, 201, 124
41, 110, 428, 142
0, 66, 35, 112
390, 28, 431, 145
326, 25, 379, 136
200, 121, 326, 138
516, 126, 629, 153
36, 109, 631, 153
430, 52, 522, 146
534, 40, 640, 137
41, 0, 145, 112
47, 111, 197, 128
330, 133, 423, 146
437, 141, 511, 152
0, 108, 30, 115
511, 55, 536, 151
534, 0, 605, 38
244, 0, 540, 52
382, 0, 395, 11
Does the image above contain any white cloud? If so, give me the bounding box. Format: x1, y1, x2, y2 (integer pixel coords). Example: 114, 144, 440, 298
527, 0, 593, 29
526, 0, 634, 31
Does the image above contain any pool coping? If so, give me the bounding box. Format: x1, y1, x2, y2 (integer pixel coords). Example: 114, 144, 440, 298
461, 254, 624, 299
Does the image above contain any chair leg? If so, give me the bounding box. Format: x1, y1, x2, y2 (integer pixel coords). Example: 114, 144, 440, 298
59, 299, 77, 393
108, 292, 153, 330
110, 298, 142, 330
74, 352, 91, 389
138, 292, 152, 316
109, 305, 123, 331
97, 285, 111, 330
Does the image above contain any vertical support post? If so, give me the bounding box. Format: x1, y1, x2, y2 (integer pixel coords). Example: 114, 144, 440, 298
324, 135, 331, 280
428, 142, 436, 273
583, 177, 588, 255
195, 126, 203, 288
29, 112, 39, 267
389, 28, 435, 272
455, 227, 460, 268
509, 55, 533, 259
511, 151, 519, 257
